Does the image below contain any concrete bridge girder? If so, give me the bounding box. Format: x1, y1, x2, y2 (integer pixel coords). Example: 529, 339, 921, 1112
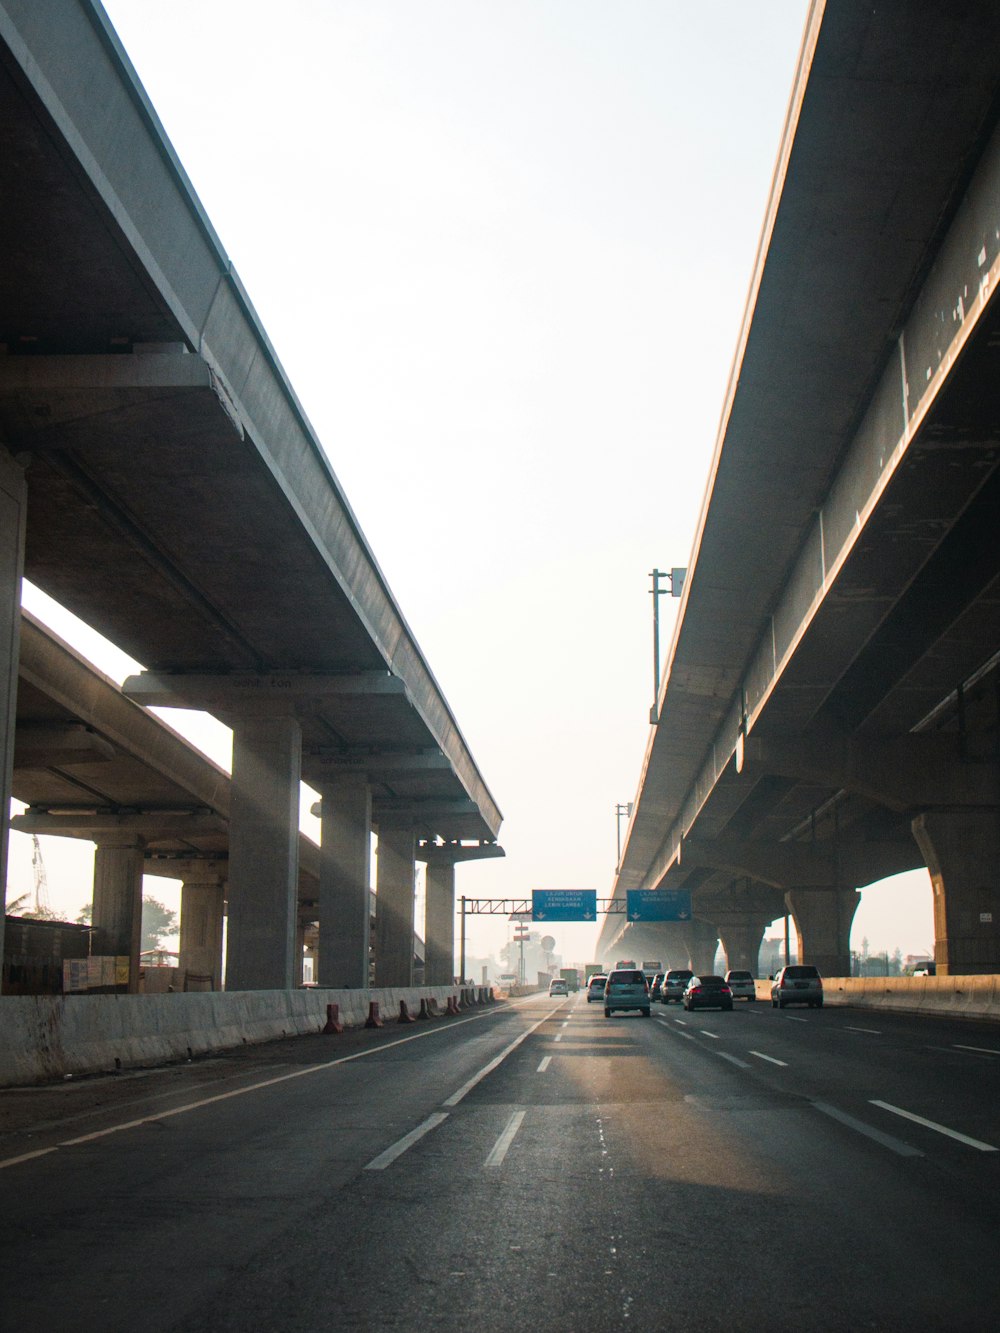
679, 835, 920, 892
744, 732, 1000, 814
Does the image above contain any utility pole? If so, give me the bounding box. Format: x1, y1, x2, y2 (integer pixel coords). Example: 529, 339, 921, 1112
649, 567, 687, 723
615, 801, 633, 870
459, 895, 466, 984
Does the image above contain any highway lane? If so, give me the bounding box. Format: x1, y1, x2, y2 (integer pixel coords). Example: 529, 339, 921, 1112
1, 995, 999, 1330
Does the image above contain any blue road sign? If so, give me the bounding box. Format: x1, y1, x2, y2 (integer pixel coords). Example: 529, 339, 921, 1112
626, 889, 692, 922
532, 889, 598, 922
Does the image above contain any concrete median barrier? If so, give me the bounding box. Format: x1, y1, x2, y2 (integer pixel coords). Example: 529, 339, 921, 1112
0, 985, 488, 1087
755, 975, 1000, 1019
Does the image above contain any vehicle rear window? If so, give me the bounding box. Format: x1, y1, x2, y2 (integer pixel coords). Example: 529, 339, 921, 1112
728, 971, 752, 980
609, 970, 645, 984
589, 977, 606, 987
784, 966, 820, 979
698, 976, 725, 985
667, 971, 693, 980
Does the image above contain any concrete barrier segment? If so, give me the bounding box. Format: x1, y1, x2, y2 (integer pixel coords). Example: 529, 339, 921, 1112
416, 998, 432, 1020
322, 1003, 344, 1034
397, 1000, 416, 1024
365, 1001, 383, 1029
446, 995, 460, 1015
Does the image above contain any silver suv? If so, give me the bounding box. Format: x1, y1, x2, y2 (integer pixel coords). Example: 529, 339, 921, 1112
771, 964, 823, 1009
724, 969, 757, 1001
603, 968, 650, 1017
661, 968, 694, 1004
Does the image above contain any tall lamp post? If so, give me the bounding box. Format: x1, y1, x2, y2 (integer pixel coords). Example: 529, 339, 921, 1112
615, 801, 633, 871
649, 566, 687, 723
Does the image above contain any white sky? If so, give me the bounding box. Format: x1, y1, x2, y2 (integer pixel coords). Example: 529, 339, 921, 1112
8, 0, 934, 966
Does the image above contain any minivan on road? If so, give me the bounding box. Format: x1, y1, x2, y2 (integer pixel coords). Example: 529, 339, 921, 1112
603, 968, 650, 1018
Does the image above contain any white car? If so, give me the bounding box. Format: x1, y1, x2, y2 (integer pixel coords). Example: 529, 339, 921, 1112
548, 978, 569, 996
586, 974, 608, 1002
724, 969, 756, 1001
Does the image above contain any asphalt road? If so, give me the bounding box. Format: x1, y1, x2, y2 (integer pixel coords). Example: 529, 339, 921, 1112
1, 993, 999, 1331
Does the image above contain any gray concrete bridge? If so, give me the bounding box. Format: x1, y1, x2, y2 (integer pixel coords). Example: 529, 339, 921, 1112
600, 0, 1000, 978
0, 0, 501, 992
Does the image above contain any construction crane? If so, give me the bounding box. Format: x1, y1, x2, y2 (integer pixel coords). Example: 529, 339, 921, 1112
31, 834, 50, 915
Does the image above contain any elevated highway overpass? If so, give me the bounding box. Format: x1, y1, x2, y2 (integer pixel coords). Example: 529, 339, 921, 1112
0, 0, 501, 992
600, 0, 1000, 977
10, 611, 472, 991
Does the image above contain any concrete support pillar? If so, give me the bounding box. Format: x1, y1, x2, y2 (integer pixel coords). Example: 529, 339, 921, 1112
178, 870, 225, 990
295, 918, 307, 987
424, 860, 456, 985
912, 811, 1000, 975
785, 885, 859, 977
717, 914, 773, 974
93, 836, 146, 993
374, 825, 415, 986
685, 918, 720, 973
0, 449, 27, 963
225, 715, 302, 991
316, 776, 372, 988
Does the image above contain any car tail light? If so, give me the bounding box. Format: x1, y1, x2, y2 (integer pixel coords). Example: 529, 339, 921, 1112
692, 986, 703, 995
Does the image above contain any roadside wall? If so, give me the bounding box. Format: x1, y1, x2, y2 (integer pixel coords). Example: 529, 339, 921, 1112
0, 986, 492, 1088
754, 975, 1000, 1020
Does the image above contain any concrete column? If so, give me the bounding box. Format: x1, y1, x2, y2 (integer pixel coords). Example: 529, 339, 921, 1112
225, 715, 302, 991
295, 918, 307, 987
684, 918, 720, 973
912, 811, 1000, 975
92, 836, 146, 993
717, 914, 773, 974
785, 885, 859, 977
374, 824, 415, 986
424, 860, 456, 985
0, 448, 27, 964
316, 776, 372, 988
178, 870, 225, 990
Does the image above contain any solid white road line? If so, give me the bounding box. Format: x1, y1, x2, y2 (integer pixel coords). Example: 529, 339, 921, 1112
485, 1110, 526, 1167
814, 1102, 923, 1157
537, 1056, 552, 1072
19, 1005, 505, 1169
749, 1051, 788, 1067
442, 1010, 552, 1107
364, 1113, 450, 1171
782, 1015, 808, 1023
700, 1031, 720, 1040
870, 1100, 998, 1152
845, 1026, 881, 1035
953, 1044, 1000, 1057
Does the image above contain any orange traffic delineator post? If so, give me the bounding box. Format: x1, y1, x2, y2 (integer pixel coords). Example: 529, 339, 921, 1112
416, 998, 433, 1020
365, 1001, 384, 1029
322, 1003, 344, 1034
445, 995, 460, 1015
398, 999, 416, 1024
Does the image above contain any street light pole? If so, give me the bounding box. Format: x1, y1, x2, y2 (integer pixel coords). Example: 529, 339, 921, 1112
649, 566, 687, 723
615, 801, 633, 870
459, 894, 466, 984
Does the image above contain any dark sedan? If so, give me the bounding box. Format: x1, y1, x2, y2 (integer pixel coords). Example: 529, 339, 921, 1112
682, 975, 734, 1012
